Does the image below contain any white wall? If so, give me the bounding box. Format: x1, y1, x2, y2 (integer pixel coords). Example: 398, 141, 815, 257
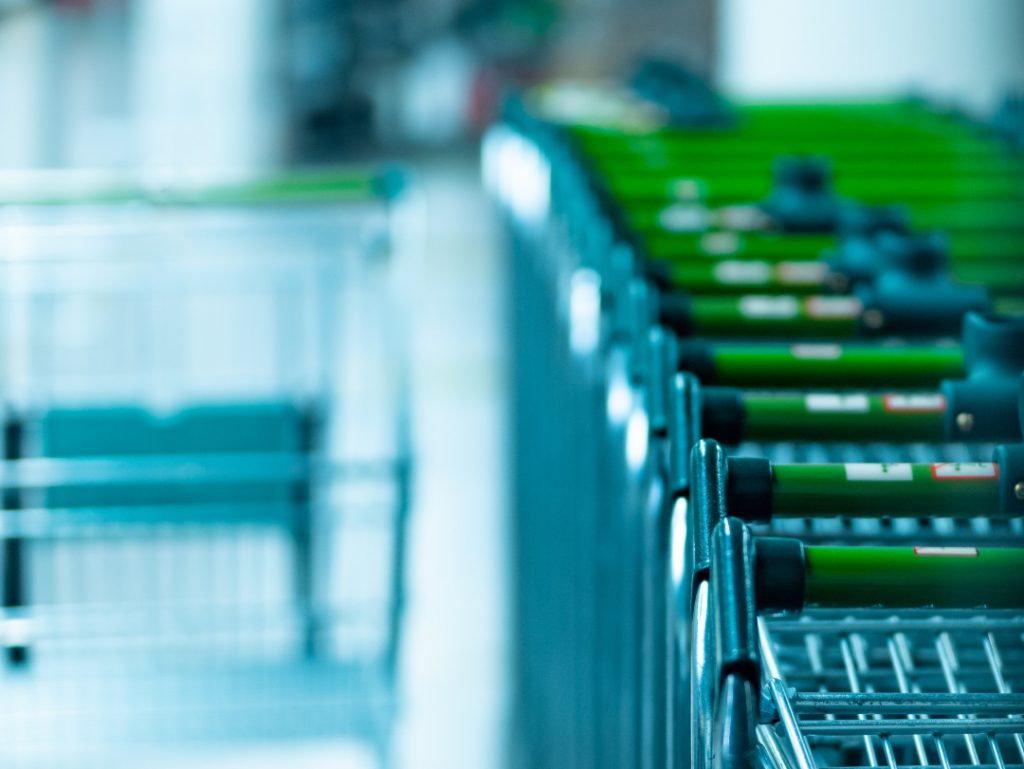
718, 0, 1024, 112
0, 0, 284, 170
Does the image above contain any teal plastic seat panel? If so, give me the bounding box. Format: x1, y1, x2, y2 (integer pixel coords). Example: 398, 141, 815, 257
37, 403, 315, 510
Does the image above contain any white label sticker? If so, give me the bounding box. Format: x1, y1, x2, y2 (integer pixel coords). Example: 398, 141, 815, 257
717, 205, 769, 231
670, 178, 706, 201
913, 546, 978, 557
844, 463, 913, 481
658, 204, 709, 233
713, 260, 770, 285
777, 261, 828, 285
791, 344, 843, 360
805, 296, 863, 319
701, 231, 742, 256
739, 295, 799, 319
805, 394, 870, 413
883, 394, 947, 413
930, 462, 999, 480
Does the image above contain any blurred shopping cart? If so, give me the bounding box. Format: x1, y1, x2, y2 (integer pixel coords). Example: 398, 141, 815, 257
0, 170, 411, 767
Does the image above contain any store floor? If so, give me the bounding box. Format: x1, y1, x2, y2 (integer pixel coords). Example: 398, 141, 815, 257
392, 152, 509, 769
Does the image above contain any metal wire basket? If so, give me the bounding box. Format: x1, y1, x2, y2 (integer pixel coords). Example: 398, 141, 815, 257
758, 611, 1024, 769
0, 173, 411, 767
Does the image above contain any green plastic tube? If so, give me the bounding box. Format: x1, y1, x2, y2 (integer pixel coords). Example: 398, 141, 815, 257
772, 462, 1001, 518
667, 260, 829, 295
688, 343, 965, 387
743, 392, 947, 442
804, 545, 1024, 608
604, 174, 1024, 206
590, 154, 1024, 180
689, 295, 862, 337
664, 257, 1023, 297
572, 129, 1008, 158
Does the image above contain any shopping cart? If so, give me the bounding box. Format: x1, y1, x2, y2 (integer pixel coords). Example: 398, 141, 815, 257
702, 516, 1024, 769
0, 170, 411, 767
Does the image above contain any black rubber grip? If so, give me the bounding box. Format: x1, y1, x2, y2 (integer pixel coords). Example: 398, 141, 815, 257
702, 387, 746, 445
754, 537, 806, 612
726, 457, 773, 523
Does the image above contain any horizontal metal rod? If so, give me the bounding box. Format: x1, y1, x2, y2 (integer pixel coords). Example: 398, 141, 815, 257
0, 455, 402, 487
765, 615, 1024, 633
797, 717, 1024, 736
792, 692, 1024, 716
819, 764, 1024, 769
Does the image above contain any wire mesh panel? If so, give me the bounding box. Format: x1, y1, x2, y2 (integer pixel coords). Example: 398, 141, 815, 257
0, 181, 410, 767
759, 612, 1024, 769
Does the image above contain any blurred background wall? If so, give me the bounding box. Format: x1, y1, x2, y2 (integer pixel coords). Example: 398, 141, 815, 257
1, 0, 1021, 171
719, 0, 1024, 112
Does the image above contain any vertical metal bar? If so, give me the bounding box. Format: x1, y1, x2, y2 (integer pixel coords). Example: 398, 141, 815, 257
2, 414, 28, 666
887, 634, 930, 765
987, 734, 1008, 769
840, 636, 880, 767
294, 406, 317, 659
935, 632, 983, 765
982, 633, 1024, 762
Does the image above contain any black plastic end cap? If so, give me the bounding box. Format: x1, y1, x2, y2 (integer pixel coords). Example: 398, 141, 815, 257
657, 291, 695, 338
753, 537, 806, 612
726, 457, 773, 523
678, 340, 717, 383
702, 387, 746, 445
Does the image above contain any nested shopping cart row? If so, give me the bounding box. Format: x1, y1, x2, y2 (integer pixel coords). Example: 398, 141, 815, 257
490, 67, 1024, 769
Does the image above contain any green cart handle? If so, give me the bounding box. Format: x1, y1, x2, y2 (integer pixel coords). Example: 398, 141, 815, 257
678, 340, 965, 387
727, 458, 1024, 520
695, 364, 1024, 446
702, 389, 950, 444
753, 535, 1024, 610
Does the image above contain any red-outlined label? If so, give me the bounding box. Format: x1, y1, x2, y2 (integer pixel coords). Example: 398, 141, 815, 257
777, 261, 827, 285
930, 462, 999, 480
804, 296, 863, 320
883, 394, 947, 413
913, 546, 979, 557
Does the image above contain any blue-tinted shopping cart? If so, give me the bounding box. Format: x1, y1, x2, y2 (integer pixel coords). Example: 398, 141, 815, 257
0, 170, 411, 767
